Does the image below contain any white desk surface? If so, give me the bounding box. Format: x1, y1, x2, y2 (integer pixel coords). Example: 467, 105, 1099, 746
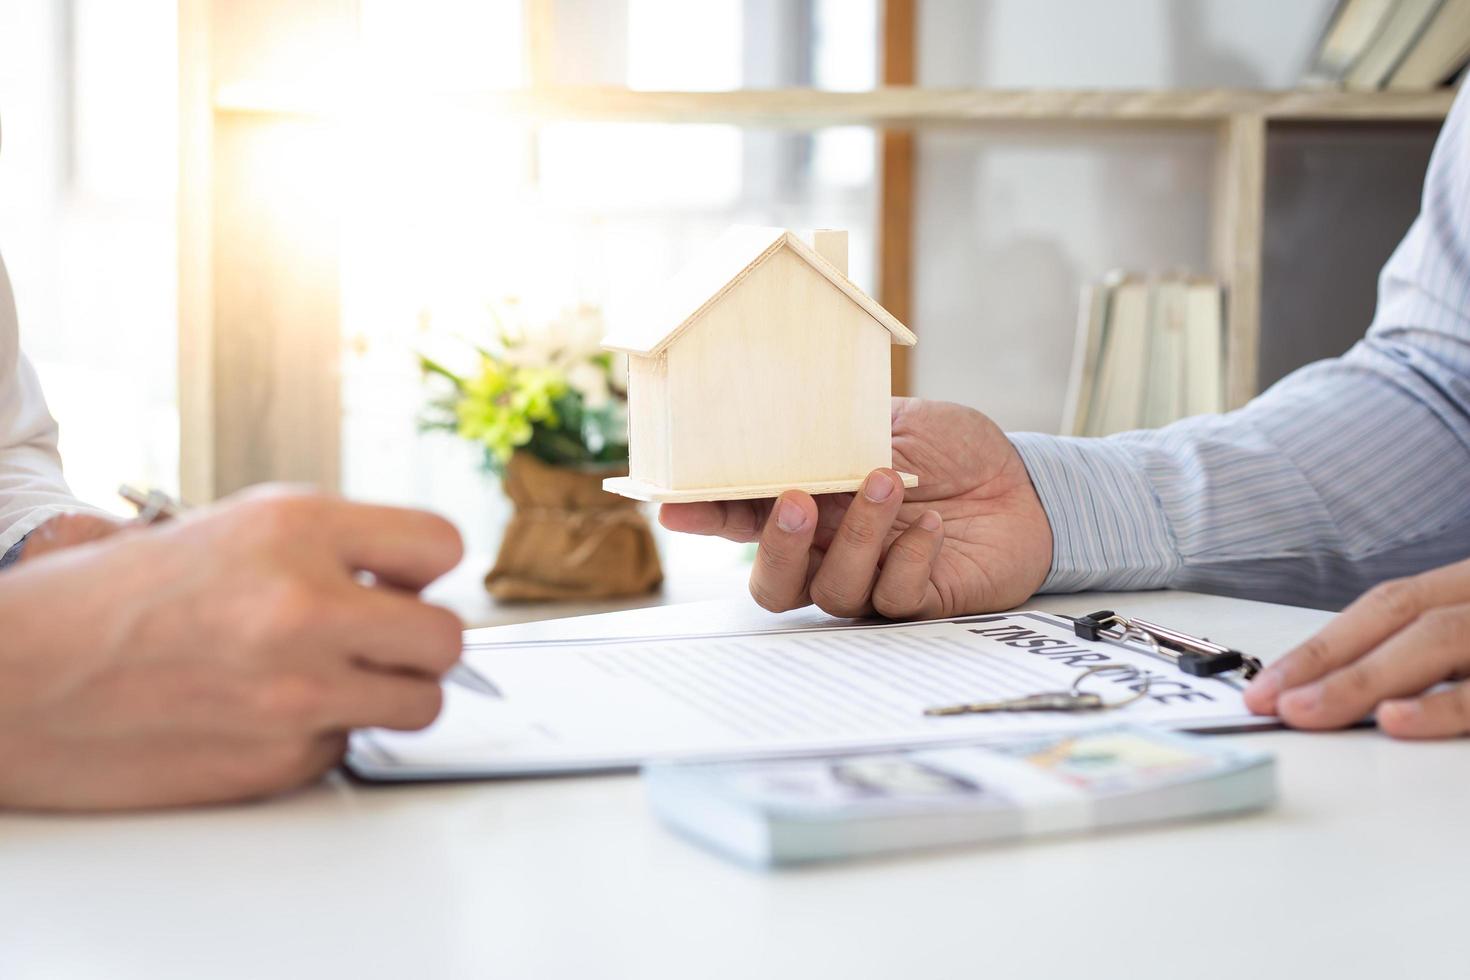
3, 590, 1467, 980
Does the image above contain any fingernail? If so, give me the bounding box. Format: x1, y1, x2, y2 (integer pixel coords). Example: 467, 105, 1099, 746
864, 471, 895, 502
1280, 683, 1322, 716
918, 510, 942, 532
1379, 698, 1419, 721
776, 499, 807, 532
1248, 670, 1282, 703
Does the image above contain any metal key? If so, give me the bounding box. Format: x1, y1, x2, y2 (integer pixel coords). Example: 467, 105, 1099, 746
923, 691, 1106, 717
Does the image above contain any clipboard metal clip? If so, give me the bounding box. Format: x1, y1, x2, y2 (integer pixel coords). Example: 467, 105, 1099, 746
1072, 610, 1263, 681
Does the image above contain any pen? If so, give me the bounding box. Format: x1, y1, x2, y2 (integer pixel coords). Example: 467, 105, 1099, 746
118, 484, 184, 525
117, 485, 496, 699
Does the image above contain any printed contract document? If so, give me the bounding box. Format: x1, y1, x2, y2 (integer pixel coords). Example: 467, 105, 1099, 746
348, 611, 1273, 781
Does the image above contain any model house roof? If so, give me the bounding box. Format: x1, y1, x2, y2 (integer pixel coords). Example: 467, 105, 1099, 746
602, 226, 917, 356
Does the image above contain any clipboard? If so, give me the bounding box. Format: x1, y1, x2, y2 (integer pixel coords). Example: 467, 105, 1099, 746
346, 610, 1277, 782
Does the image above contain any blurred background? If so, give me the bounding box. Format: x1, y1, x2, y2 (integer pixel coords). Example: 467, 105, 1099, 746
0, 0, 1459, 620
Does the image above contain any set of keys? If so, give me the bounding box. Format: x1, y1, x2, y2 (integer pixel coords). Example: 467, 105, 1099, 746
924, 663, 1149, 717
923, 609, 1261, 718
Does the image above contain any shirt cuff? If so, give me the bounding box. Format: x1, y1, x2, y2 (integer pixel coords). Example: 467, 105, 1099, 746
0, 503, 92, 559
1008, 433, 1181, 594
0, 534, 26, 568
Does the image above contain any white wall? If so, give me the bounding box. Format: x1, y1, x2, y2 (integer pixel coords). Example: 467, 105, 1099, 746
911, 0, 1337, 432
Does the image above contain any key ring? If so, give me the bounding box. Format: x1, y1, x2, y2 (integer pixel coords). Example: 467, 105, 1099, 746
1071, 662, 1152, 710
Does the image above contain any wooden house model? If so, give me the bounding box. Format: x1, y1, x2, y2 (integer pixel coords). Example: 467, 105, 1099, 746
602, 226, 918, 503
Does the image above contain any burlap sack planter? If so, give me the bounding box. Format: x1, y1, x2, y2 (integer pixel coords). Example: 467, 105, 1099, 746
485, 452, 663, 601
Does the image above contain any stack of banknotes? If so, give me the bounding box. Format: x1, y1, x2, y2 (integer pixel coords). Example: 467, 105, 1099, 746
644, 725, 1276, 868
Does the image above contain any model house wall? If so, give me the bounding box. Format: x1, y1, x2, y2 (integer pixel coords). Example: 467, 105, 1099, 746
605, 227, 916, 502
662, 247, 892, 489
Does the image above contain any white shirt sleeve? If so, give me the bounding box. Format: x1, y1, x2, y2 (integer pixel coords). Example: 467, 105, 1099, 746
0, 249, 90, 556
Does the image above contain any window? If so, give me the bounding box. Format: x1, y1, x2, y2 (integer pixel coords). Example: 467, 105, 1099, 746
337, 1, 880, 567
0, 0, 178, 511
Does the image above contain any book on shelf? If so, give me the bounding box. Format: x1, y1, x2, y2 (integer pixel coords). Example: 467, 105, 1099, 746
1307, 0, 1470, 89
1058, 281, 1110, 439
1060, 273, 1225, 438
1306, 0, 1397, 85
1346, 0, 1445, 89
1181, 279, 1226, 418
1088, 276, 1150, 436
1143, 277, 1187, 428
1389, 0, 1470, 87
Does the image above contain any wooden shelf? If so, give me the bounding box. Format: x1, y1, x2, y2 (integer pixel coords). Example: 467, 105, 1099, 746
184, 2, 1459, 501
198, 71, 1456, 489
215, 83, 1457, 126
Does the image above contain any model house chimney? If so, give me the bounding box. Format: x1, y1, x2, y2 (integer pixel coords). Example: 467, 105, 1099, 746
804, 228, 848, 277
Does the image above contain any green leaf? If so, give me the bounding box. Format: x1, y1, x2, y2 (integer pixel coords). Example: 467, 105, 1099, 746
417, 354, 465, 390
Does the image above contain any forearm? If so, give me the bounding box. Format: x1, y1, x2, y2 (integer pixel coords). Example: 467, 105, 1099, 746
1013, 334, 1470, 609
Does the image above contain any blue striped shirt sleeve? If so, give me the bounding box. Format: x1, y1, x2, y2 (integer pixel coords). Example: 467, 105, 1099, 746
1010, 85, 1470, 611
